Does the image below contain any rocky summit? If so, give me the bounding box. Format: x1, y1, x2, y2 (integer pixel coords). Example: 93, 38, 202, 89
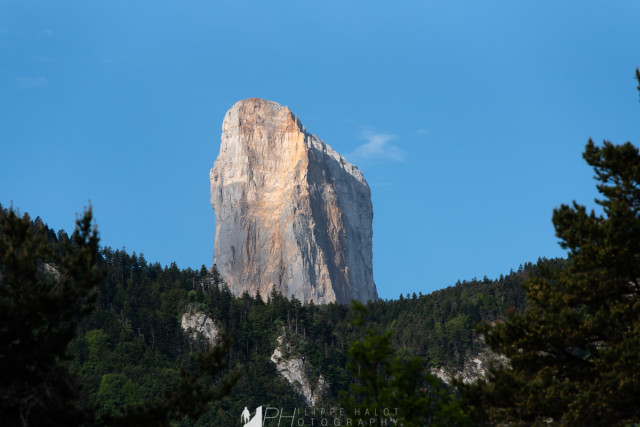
210, 98, 377, 304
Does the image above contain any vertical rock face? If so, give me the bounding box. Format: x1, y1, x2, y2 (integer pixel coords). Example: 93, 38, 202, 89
210, 98, 377, 304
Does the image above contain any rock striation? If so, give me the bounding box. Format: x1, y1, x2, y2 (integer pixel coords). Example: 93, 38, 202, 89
210, 98, 377, 304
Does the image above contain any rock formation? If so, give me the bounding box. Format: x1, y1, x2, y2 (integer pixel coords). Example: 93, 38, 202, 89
270, 333, 328, 406
210, 98, 377, 304
181, 309, 220, 345
429, 336, 508, 385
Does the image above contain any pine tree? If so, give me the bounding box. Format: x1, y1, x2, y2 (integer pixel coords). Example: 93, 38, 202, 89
0, 205, 103, 425
457, 69, 640, 426
340, 301, 469, 426
0, 206, 239, 426
102, 332, 239, 427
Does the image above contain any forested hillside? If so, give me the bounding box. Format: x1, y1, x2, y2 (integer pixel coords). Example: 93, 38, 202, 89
0, 203, 562, 425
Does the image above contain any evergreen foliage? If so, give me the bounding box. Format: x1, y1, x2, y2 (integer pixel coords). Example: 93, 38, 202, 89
339, 301, 469, 426
457, 70, 640, 426
102, 332, 239, 427
69, 241, 538, 426
0, 205, 238, 426
0, 203, 554, 425
0, 205, 102, 425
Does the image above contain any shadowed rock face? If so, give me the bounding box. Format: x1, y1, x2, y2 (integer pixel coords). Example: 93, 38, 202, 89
210, 98, 377, 304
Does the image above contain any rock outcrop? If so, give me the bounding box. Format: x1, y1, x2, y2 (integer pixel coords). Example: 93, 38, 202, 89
270, 334, 327, 406
181, 310, 220, 346
210, 98, 377, 304
430, 337, 508, 384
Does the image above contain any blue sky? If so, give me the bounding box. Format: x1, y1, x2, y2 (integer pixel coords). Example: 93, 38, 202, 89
1, 1, 639, 299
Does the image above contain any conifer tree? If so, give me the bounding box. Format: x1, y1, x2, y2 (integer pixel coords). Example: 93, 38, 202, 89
0, 205, 103, 425
340, 301, 469, 427
0, 206, 238, 426
457, 69, 640, 426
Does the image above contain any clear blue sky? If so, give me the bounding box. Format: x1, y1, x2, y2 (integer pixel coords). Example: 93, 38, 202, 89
1, 1, 639, 300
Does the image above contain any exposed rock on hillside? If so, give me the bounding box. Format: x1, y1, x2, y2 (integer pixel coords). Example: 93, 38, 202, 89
210, 98, 377, 304
181, 309, 220, 346
430, 340, 508, 384
270, 334, 327, 406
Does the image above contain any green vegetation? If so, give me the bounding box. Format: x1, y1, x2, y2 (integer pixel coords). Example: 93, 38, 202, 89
6, 138, 637, 425
0, 207, 237, 426
457, 70, 640, 426
1, 202, 538, 425
0, 206, 102, 425
4, 68, 639, 426
339, 301, 469, 426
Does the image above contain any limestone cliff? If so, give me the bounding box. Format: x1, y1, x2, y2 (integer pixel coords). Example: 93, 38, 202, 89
210, 98, 377, 304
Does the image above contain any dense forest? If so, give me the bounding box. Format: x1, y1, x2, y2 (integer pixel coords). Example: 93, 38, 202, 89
4, 140, 640, 425
0, 202, 562, 426
3, 69, 640, 426
90, 244, 562, 425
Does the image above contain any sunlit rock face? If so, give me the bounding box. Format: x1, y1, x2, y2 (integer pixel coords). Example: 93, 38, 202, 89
210, 98, 377, 304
